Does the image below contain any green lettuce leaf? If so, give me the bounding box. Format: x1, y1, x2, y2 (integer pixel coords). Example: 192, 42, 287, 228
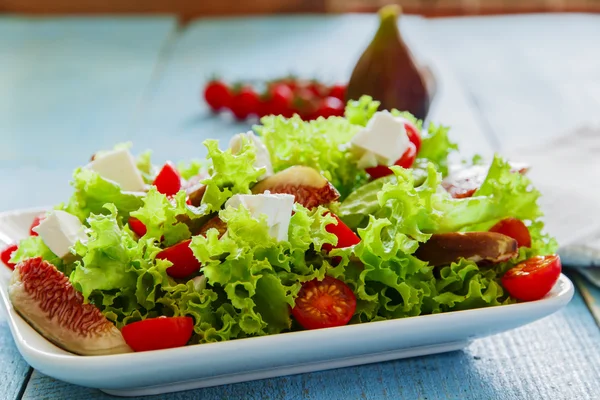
64, 168, 144, 223
200, 138, 263, 212
177, 159, 208, 180
10, 236, 66, 272
255, 115, 366, 198
136, 150, 154, 184
417, 123, 457, 176
189, 203, 336, 337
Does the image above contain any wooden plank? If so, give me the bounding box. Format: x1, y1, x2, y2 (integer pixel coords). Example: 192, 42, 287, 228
427, 13, 600, 150
129, 14, 492, 167
0, 16, 177, 212
22, 288, 600, 399
0, 16, 177, 400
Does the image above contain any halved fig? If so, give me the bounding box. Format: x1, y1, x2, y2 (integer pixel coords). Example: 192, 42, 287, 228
185, 175, 208, 207
442, 162, 530, 199
9, 257, 131, 355
251, 166, 340, 209
197, 215, 227, 238
415, 232, 518, 267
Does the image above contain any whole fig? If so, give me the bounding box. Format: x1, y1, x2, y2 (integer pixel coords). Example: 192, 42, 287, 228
346, 5, 432, 120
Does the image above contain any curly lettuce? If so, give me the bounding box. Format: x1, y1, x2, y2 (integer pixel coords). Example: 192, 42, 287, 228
255, 115, 366, 198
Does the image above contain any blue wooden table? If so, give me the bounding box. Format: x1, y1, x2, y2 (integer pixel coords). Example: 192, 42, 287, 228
1, 13, 600, 400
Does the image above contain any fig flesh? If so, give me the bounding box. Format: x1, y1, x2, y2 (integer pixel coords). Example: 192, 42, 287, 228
251, 166, 340, 209
9, 257, 131, 355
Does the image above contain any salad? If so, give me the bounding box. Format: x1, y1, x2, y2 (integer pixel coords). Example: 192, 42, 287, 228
2, 96, 560, 355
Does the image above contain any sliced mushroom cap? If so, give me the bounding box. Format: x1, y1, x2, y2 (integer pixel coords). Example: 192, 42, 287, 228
415, 232, 518, 267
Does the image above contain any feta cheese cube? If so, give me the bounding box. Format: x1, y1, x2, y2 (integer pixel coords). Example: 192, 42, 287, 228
33, 210, 87, 257
350, 111, 410, 168
229, 131, 274, 179
87, 148, 146, 192
225, 193, 294, 241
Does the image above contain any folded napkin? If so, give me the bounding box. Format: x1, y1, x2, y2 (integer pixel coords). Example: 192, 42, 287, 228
506, 126, 600, 286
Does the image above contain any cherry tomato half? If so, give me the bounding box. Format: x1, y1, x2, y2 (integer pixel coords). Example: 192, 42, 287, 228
122, 316, 194, 352
29, 214, 46, 236
128, 217, 147, 237
365, 142, 418, 180
153, 162, 182, 197
231, 86, 260, 120
322, 214, 360, 252
502, 254, 562, 301
1, 244, 18, 270
157, 239, 201, 279
204, 80, 232, 112
401, 119, 422, 153
489, 218, 531, 248
291, 276, 357, 330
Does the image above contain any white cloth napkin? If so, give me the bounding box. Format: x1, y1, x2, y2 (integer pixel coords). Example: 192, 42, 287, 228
506, 126, 600, 286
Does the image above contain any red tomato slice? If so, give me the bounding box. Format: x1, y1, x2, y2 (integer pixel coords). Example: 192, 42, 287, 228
502, 254, 562, 301
128, 217, 147, 237
291, 276, 357, 330
322, 214, 360, 252
365, 142, 418, 180
122, 316, 194, 352
489, 218, 531, 248
153, 162, 182, 197
1, 244, 18, 270
29, 214, 46, 236
157, 239, 201, 279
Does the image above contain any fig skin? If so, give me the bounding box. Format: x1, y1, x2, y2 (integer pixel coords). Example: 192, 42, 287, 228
251, 166, 340, 209
415, 232, 518, 267
345, 5, 432, 120
9, 257, 131, 356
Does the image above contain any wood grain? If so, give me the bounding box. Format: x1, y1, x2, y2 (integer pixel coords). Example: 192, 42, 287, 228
22, 289, 600, 399
0, 16, 176, 211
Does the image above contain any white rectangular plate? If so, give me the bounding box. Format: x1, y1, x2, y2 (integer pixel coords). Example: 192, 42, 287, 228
0, 208, 574, 397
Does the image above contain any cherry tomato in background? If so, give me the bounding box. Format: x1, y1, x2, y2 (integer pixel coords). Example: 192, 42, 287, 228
322, 214, 360, 252
502, 254, 561, 301
122, 316, 194, 352
153, 162, 182, 197
291, 276, 357, 330
328, 84, 347, 101
315, 97, 345, 119
365, 141, 417, 180
306, 80, 327, 97
261, 83, 294, 117
204, 80, 232, 112
230, 86, 261, 120
1, 244, 18, 270
489, 218, 531, 248
157, 239, 201, 279
29, 214, 46, 236
291, 89, 319, 120
128, 217, 147, 237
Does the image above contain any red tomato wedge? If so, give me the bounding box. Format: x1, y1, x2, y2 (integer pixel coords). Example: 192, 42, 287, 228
1, 244, 18, 270
122, 316, 194, 352
322, 214, 360, 252
157, 239, 201, 279
397, 118, 422, 153
29, 214, 45, 236
502, 254, 562, 301
489, 218, 531, 248
366, 141, 417, 180
153, 162, 182, 197
128, 217, 147, 237
291, 276, 357, 330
